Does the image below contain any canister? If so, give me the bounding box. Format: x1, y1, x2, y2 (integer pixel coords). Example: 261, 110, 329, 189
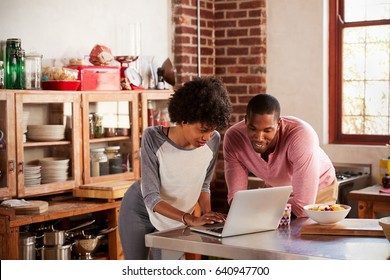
90, 148, 108, 177
105, 146, 122, 174
25, 52, 42, 89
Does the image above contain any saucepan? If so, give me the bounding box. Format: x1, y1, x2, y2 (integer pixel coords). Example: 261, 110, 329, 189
42, 220, 95, 246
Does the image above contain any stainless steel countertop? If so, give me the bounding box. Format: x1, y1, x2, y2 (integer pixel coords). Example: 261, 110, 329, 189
145, 218, 390, 260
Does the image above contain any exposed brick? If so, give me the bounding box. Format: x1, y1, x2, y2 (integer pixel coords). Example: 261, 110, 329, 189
215, 2, 238, 11
227, 47, 249, 56
239, 0, 262, 9
226, 28, 249, 37
239, 19, 261, 27
227, 66, 249, 74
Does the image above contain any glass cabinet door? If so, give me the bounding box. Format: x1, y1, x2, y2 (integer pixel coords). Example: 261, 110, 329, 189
15, 91, 81, 197
82, 91, 139, 184
0, 90, 16, 199
140, 90, 173, 133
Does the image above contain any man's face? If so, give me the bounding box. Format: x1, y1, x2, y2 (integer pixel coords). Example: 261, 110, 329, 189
245, 113, 279, 154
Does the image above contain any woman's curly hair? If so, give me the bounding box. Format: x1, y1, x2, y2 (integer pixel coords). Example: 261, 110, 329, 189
168, 77, 232, 130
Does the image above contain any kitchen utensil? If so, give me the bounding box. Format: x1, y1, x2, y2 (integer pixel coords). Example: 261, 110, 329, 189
43, 219, 95, 246
72, 226, 117, 259
303, 204, 351, 225
161, 58, 176, 86
125, 67, 142, 86
19, 232, 38, 260
39, 243, 74, 260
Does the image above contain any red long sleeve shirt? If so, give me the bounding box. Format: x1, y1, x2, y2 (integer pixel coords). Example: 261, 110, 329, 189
223, 117, 336, 217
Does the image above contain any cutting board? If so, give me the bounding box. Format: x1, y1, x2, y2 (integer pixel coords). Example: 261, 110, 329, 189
300, 218, 385, 237
73, 180, 135, 201
13, 200, 49, 215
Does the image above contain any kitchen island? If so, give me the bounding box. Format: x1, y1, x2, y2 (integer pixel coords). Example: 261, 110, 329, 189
145, 218, 389, 260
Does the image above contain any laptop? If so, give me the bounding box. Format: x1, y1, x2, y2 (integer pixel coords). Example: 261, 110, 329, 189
190, 186, 292, 238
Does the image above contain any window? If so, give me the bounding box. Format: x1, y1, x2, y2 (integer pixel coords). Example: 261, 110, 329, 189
329, 0, 390, 145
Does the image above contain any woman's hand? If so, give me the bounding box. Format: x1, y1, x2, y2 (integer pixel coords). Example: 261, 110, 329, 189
183, 211, 226, 227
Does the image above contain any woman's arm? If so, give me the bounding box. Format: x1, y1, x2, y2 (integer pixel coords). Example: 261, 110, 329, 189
153, 192, 225, 227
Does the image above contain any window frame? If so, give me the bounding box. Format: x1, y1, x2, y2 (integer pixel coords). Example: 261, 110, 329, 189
329, 0, 390, 145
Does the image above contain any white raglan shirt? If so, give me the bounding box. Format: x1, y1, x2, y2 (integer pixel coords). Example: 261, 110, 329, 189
140, 126, 220, 231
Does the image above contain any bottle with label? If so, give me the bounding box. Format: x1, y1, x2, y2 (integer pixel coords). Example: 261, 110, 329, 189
147, 101, 155, 126
156, 67, 165, 90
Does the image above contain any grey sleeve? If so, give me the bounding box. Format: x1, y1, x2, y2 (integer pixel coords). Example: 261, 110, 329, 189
140, 127, 164, 211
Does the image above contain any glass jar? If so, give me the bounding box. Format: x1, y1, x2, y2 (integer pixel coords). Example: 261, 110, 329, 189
25, 52, 42, 90
5, 38, 24, 89
93, 113, 104, 138
105, 146, 122, 174
90, 148, 108, 177
88, 114, 95, 139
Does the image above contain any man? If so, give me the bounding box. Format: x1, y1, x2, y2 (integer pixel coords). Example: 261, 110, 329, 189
223, 94, 338, 217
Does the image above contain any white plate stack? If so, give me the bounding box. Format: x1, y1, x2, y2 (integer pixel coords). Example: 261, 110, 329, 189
39, 157, 69, 184
24, 165, 41, 186
27, 125, 65, 141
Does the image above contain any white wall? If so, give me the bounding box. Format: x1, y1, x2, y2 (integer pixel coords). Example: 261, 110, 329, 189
267, 0, 388, 184
0, 0, 172, 67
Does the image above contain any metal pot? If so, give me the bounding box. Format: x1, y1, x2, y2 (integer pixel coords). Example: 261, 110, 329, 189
43, 220, 95, 246
39, 243, 73, 260
19, 233, 37, 260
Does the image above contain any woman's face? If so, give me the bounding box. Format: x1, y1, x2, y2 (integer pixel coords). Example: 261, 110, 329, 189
245, 113, 279, 154
181, 122, 215, 148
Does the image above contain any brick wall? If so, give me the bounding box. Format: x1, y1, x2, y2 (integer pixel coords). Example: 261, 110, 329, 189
172, 0, 267, 212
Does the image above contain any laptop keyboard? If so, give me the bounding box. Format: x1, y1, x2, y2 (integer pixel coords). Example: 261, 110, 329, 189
208, 227, 223, 234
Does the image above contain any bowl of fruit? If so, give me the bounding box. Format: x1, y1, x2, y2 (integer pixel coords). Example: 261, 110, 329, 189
303, 204, 351, 225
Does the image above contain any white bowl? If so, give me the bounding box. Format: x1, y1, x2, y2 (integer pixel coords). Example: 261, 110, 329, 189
303, 204, 351, 225
379, 217, 390, 242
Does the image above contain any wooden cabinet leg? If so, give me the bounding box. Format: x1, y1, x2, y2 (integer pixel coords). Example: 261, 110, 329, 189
106, 206, 124, 260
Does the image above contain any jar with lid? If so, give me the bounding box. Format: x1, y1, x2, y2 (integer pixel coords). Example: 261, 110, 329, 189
90, 148, 108, 177
105, 146, 122, 174
24, 52, 42, 89
5, 38, 24, 89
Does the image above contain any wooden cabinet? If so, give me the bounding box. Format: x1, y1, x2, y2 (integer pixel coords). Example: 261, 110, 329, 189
0, 88, 172, 259
15, 90, 82, 198
79, 91, 140, 184
0, 91, 17, 199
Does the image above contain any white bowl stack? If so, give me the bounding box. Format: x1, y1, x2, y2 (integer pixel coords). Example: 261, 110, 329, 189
27, 125, 65, 141
39, 157, 69, 184
24, 165, 41, 186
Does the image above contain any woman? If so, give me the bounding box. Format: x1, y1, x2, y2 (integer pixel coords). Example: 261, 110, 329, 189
119, 77, 232, 259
